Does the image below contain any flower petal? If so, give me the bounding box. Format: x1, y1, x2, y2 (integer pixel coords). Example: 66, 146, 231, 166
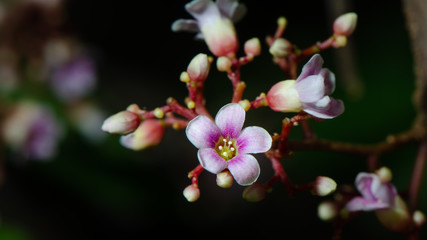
216, 0, 247, 22
171, 19, 200, 33
320, 68, 336, 95
186, 115, 221, 149
227, 154, 260, 186
185, 0, 221, 25
357, 173, 396, 207
303, 96, 344, 119
296, 54, 324, 82
346, 196, 390, 212
198, 148, 227, 174
237, 126, 272, 154
295, 75, 325, 103
215, 103, 245, 139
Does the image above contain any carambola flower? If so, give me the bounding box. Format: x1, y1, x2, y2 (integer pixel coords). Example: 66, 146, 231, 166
266, 54, 344, 119
171, 0, 246, 57
186, 103, 272, 185
346, 172, 413, 232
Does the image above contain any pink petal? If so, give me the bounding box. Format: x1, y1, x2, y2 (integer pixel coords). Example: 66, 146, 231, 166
215, 103, 245, 139
356, 173, 396, 207
186, 115, 221, 149
296, 54, 323, 82
346, 197, 390, 212
295, 75, 325, 103
303, 96, 344, 119
320, 68, 336, 95
185, 0, 221, 26
198, 148, 227, 174
227, 154, 260, 186
237, 126, 272, 154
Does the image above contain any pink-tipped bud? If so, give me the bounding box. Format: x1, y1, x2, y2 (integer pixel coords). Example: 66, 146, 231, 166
413, 210, 425, 227
318, 201, 338, 221
216, 170, 233, 188
333, 12, 357, 37
269, 38, 292, 58
266, 80, 302, 112
313, 176, 337, 196
242, 182, 266, 202
244, 37, 261, 57
375, 196, 413, 233
101, 110, 140, 135
119, 119, 165, 151
183, 184, 200, 202
216, 56, 232, 72
187, 53, 211, 82
201, 18, 238, 57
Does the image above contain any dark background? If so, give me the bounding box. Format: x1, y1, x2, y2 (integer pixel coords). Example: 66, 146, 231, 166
0, 0, 424, 239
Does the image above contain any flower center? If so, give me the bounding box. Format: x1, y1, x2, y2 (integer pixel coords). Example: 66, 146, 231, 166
215, 136, 238, 161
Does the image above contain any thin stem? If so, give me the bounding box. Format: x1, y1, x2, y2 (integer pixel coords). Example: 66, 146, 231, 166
409, 141, 427, 211
267, 155, 295, 195
188, 164, 204, 187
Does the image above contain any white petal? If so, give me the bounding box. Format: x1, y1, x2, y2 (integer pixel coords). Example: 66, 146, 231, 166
227, 154, 260, 186
237, 126, 272, 154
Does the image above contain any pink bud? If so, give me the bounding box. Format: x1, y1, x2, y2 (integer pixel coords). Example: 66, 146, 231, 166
313, 176, 337, 196
266, 80, 302, 112
101, 110, 140, 135
187, 53, 210, 82
333, 12, 357, 37
242, 182, 266, 202
183, 184, 200, 202
201, 18, 238, 57
244, 37, 261, 57
119, 119, 165, 151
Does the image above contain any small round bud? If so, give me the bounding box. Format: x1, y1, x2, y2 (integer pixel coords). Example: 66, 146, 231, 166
216, 170, 233, 188
313, 176, 337, 196
119, 119, 165, 151
216, 56, 232, 72
153, 107, 164, 119
375, 166, 392, 183
186, 100, 195, 109
101, 110, 140, 135
269, 38, 292, 58
242, 182, 266, 202
183, 184, 200, 202
187, 53, 210, 82
333, 12, 357, 37
244, 37, 261, 57
413, 210, 425, 227
318, 201, 338, 221
277, 16, 287, 30
180, 71, 190, 83
266, 80, 302, 112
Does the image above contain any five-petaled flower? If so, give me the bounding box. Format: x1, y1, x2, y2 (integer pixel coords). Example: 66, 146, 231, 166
266, 54, 344, 119
186, 103, 272, 185
171, 0, 246, 57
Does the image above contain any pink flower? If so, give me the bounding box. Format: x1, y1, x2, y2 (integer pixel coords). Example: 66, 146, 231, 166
171, 0, 246, 57
186, 103, 272, 185
346, 172, 397, 211
266, 54, 344, 119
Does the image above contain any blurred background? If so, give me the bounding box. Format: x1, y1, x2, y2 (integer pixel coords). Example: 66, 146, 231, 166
0, 0, 424, 239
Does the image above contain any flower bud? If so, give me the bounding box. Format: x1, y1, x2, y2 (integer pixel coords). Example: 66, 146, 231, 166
183, 184, 200, 202
375, 196, 412, 233
333, 12, 358, 37
242, 182, 266, 202
266, 80, 302, 112
126, 103, 143, 114
187, 53, 211, 82
201, 18, 238, 57
102, 110, 140, 135
244, 37, 261, 57
413, 210, 425, 227
269, 38, 292, 58
119, 119, 165, 151
318, 201, 338, 221
216, 170, 233, 188
313, 176, 337, 196
375, 166, 392, 183
216, 56, 232, 72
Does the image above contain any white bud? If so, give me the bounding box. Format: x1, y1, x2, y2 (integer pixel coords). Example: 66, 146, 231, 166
244, 37, 261, 57
183, 184, 200, 202
216, 170, 233, 188
333, 12, 358, 37
318, 201, 338, 221
216, 56, 232, 72
269, 38, 292, 58
101, 110, 140, 135
313, 176, 337, 196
